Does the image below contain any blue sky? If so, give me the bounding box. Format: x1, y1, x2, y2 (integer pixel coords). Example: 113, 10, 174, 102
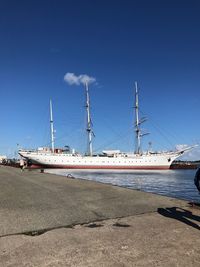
0, 0, 200, 159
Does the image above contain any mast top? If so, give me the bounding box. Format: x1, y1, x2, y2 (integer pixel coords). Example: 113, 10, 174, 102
135, 81, 138, 93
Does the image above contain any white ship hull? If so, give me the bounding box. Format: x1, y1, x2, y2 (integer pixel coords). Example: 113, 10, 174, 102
19, 150, 185, 170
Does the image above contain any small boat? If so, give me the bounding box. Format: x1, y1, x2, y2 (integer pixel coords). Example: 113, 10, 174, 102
19, 82, 194, 170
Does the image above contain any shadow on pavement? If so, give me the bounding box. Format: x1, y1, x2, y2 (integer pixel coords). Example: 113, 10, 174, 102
157, 207, 200, 230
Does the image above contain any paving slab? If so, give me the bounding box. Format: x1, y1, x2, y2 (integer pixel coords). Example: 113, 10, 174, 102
0, 166, 187, 237
1, 209, 200, 267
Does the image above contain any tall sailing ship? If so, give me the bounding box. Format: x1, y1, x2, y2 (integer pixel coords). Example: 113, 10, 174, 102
19, 82, 193, 170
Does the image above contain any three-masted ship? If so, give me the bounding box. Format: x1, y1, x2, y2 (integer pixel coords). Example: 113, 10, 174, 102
19, 82, 193, 169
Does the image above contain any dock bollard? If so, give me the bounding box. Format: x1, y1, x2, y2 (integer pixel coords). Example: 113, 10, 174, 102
67, 174, 75, 179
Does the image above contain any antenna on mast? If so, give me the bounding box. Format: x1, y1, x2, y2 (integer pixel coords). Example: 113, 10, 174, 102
50, 99, 55, 153
85, 82, 94, 156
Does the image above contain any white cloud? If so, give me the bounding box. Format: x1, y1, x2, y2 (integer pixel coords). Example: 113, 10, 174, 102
79, 74, 96, 85
64, 72, 96, 86
64, 73, 80, 85
176, 144, 189, 151
179, 146, 200, 161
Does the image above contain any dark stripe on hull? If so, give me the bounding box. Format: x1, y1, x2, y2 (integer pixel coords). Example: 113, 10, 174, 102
29, 164, 170, 170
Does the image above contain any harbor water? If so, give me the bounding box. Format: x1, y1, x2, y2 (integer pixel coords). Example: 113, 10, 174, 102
46, 169, 200, 202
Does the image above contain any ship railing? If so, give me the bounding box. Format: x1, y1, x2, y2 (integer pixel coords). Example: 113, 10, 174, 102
19, 149, 37, 153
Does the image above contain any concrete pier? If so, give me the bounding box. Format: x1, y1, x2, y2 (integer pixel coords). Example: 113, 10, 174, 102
0, 166, 200, 266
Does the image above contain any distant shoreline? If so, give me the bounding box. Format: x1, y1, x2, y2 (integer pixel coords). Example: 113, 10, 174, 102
171, 160, 200, 169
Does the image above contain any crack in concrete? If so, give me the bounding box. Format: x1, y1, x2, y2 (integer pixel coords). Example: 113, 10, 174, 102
0, 211, 159, 239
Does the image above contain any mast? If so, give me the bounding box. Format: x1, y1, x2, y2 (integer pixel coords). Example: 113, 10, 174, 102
50, 99, 55, 153
85, 82, 93, 156
134, 82, 149, 154
134, 82, 141, 154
